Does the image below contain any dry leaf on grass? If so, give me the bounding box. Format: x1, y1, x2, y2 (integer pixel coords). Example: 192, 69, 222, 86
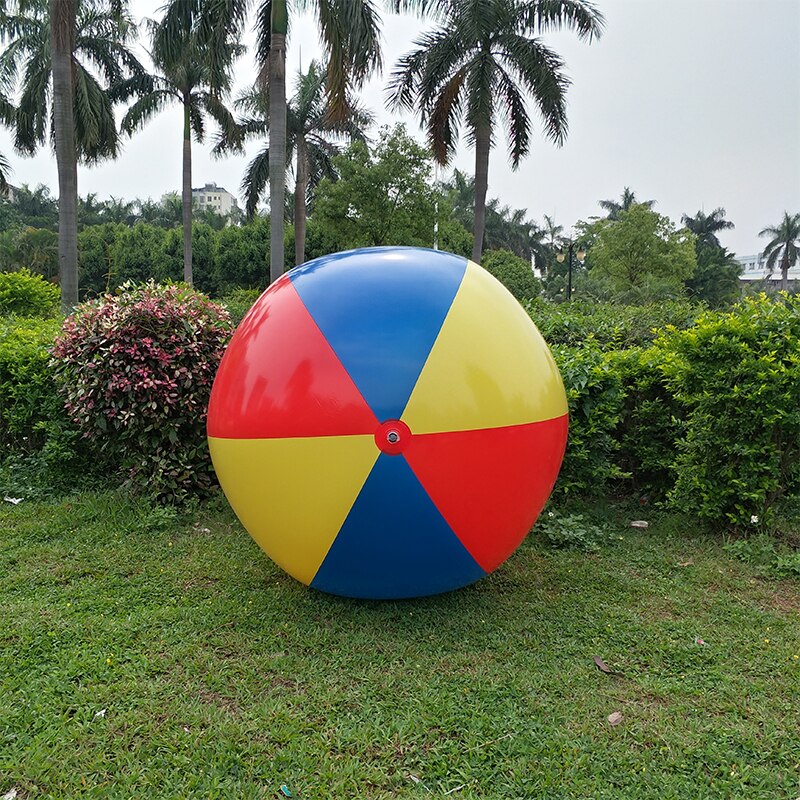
607, 711, 623, 726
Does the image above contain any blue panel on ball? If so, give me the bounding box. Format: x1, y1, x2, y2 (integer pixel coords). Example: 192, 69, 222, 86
289, 247, 467, 422
310, 452, 486, 599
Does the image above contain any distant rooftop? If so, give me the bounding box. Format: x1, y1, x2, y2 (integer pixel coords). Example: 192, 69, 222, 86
736, 253, 800, 282
192, 182, 233, 194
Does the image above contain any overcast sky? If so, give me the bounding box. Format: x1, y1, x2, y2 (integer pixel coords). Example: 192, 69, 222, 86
1, 0, 798, 256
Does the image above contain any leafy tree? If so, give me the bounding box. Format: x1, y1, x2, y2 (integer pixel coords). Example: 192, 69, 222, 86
218, 60, 373, 266
212, 218, 269, 294
156, 0, 382, 285
389, 0, 602, 263
312, 124, 438, 251
78, 222, 122, 295
110, 223, 179, 285
117, 15, 239, 286
685, 243, 741, 308
599, 187, 655, 220
759, 211, 800, 293
0, 0, 144, 312
681, 207, 734, 249
586, 204, 696, 302
481, 248, 539, 300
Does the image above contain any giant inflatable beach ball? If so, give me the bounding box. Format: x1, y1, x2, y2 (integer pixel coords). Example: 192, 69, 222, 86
207, 247, 568, 599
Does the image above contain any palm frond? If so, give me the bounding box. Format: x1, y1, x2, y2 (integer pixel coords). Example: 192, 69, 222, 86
494, 64, 530, 167
0, 149, 11, 190
426, 65, 466, 164
496, 32, 568, 146
241, 143, 271, 218
119, 88, 175, 135
519, 0, 604, 41
72, 64, 119, 163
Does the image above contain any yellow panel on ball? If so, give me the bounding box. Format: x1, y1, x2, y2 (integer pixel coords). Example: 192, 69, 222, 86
401, 260, 568, 434
208, 435, 379, 585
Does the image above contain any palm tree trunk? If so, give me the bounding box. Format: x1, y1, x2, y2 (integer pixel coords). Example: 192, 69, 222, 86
182, 96, 193, 285
268, 0, 288, 285
781, 249, 789, 293
294, 136, 307, 267
50, 0, 78, 314
472, 122, 490, 263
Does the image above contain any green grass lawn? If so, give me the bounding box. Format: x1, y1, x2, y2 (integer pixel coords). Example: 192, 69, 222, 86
1, 493, 799, 799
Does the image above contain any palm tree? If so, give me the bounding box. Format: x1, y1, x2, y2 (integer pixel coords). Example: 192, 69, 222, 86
78, 192, 106, 227
389, 0, 603, 263
681, 207, 734, 249
217, 60, 373, 266
441, 168, 475, 231
102, 196, 138, 225
542, 214, 562, 248
117, 18, 239, 285
759, 211, 800, 292
598, 187, 655, 220
0, 0, 143, 312
156, 0, 382, 285
135, 196, 182, 228
483, 199, 542, 260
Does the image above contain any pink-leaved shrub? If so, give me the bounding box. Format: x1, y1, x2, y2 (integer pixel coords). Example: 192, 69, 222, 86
52, 281, 232, 500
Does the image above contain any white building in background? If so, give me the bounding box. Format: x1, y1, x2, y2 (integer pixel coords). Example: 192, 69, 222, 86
736, 252, 800, 285
191, 182, 241, 221
0, 183, 19, 202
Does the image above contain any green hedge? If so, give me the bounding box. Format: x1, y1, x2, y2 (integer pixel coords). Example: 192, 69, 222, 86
0, 315, 62, 450
2, 287, 798, 527
0, 268, 60, 317
529, 298, 701, 350
659, 295, 800, 528
610, 346, 683, 498
550, 343, 625, 496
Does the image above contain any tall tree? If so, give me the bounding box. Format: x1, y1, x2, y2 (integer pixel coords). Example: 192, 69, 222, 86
312, 124, 438, 252
156, 0, 382, 285
759, 211, 800, 293
685, 243, 741, 308
587, 204, 696, 302
599, 187, 655, 220
542, 214, 562, 247
680, 207, 738, 307
389, 0, 602, 263
50, 0, 78, 310
217, 60, 373, 266
0, 0, 143, 312
441, 168, 475, 231
483, 198, 544, 261
117, 17, 239, 285
681, 207, 734, 249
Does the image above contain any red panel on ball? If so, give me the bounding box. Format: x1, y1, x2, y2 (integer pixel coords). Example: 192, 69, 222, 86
404, 414, 569, 572
208, 276, 379, 439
